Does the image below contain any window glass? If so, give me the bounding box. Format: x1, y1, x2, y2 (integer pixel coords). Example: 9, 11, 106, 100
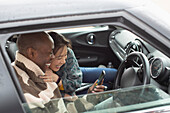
22, 85, 170, 113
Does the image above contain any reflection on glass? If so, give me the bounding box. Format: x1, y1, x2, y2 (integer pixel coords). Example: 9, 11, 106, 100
23, 85, 170, 113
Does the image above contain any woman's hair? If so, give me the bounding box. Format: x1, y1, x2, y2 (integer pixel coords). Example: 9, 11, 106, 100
48, 32, 72, 54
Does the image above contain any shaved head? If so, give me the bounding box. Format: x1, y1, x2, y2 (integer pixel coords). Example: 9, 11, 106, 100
17, 32, 53, 56
16, 31, 54, 72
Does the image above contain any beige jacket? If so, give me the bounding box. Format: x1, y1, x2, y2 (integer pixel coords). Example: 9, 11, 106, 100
12, 51, 68, 112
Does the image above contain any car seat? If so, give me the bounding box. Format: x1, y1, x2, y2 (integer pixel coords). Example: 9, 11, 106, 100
6, 41, 18, 62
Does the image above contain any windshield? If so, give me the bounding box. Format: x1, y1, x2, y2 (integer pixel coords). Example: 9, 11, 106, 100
22, 85, 170, 113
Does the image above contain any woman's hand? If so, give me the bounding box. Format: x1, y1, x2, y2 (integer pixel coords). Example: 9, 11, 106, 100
39, 68, 59, 82
88, 79, 106, 93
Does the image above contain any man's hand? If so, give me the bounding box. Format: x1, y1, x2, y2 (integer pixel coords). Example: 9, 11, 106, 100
88, 79, 106, 93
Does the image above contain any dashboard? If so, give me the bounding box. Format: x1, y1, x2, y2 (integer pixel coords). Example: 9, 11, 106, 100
109, 29, 170, 91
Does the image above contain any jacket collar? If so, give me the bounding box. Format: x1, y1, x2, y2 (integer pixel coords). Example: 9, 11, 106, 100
14, 51, 45, 83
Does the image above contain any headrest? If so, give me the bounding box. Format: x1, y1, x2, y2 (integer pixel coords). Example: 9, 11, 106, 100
6, 41, 18, 62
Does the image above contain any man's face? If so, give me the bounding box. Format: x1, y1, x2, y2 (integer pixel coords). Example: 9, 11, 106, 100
34, 41, 54, 72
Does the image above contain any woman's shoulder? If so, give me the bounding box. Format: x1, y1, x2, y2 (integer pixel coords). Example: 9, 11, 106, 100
67, 48, 76, 62
67, 47, 73, 52
67, 48, 74, 55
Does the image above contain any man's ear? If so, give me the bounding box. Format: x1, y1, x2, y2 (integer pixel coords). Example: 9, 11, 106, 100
27, 47, 37, 59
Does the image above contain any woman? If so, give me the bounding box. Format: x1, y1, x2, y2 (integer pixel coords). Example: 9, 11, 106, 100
40, 31, 82, 98
40, 32, 117, 97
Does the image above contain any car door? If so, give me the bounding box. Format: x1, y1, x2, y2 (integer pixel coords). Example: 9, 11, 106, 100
60, 25, 120, 68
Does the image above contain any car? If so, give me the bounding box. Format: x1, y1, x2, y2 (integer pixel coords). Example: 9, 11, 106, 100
0, 0, 170, 113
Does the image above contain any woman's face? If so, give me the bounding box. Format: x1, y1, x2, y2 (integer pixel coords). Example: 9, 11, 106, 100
49, 45, 67, 72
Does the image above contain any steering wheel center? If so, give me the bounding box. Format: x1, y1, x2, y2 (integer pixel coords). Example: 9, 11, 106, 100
114, 52, 150, 89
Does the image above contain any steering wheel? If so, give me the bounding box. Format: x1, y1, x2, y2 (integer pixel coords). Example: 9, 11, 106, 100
114, 52, 150, 89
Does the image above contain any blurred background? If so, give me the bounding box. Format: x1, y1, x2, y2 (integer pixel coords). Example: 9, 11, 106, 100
150, 0, 170, 14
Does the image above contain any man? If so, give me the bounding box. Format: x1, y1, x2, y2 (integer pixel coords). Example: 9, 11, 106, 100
12, 32, 105, 113
12, 32, 68, 112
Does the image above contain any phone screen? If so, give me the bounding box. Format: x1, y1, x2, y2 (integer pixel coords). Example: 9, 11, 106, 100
95, 70, 106, 86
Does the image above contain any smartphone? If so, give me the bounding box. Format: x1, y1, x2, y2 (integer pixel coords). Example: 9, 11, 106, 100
95, 70, 106, 86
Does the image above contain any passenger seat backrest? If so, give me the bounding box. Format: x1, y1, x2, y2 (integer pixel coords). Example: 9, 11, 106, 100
6, 41, 18, 62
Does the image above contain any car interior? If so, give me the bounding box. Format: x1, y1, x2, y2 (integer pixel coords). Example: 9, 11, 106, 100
2, 0, 170, 112
5, 25, 170, 96
4, 24, 170, 113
